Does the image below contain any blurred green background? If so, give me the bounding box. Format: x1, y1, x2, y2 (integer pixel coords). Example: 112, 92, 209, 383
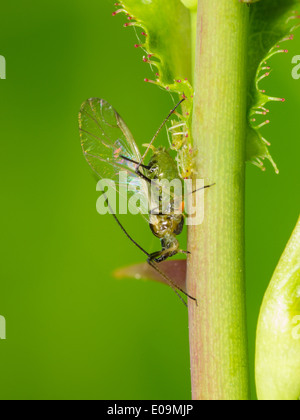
0, 0, 299, 400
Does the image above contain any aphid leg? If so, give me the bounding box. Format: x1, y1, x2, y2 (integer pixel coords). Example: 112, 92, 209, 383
149, 259, 188, 307
119, 154, 153, 184
135, 169, 153, 185
147, 254, 198, 306
168, 122, 186, 131
105, 195, 194, 307
136, 98, 186, 173
119, 155, 150, 170
192, 183, 216, 194
148, 251, 165, 263
179, 250, 191, 256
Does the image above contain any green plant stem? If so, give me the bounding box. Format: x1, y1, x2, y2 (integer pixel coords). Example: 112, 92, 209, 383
187, 0, 250, 400
191, 10, 197, 82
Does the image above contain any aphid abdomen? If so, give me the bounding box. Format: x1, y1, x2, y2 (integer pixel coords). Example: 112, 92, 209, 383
149, 212, 184, 240
147, 147, 184, 243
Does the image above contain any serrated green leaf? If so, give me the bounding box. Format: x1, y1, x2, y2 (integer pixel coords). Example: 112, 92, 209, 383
114, 0, 196, 178
115, 0, 300, 173
247, 0, 300, 171
118, 0, 192, 92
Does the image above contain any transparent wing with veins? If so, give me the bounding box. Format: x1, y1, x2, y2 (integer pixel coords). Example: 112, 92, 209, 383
79, 98, 150, 220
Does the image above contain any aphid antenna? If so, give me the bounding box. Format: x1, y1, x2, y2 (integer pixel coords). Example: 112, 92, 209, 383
104, 194, 196, 307
136, 98, 186, 172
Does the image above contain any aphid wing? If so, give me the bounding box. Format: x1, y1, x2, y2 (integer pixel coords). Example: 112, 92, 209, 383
115, 111, 142, 162
80, 98, 129, 179
114, 111, 150, 217
79, 98, 150, 220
